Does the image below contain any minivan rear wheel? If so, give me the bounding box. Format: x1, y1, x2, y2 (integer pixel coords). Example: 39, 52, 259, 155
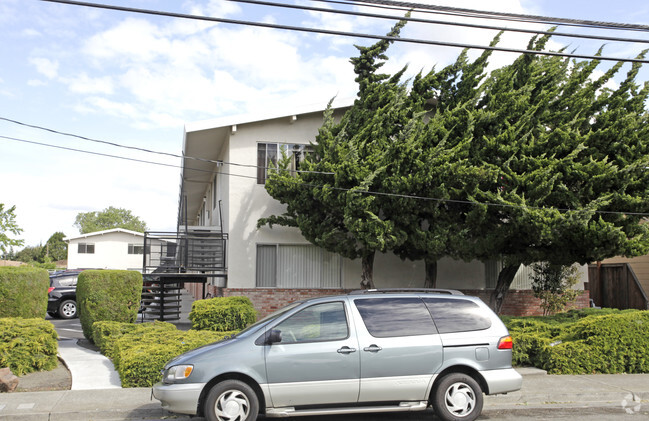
58, 300, 77, 319
204, 379, 259, 421
432, 373, 483, 421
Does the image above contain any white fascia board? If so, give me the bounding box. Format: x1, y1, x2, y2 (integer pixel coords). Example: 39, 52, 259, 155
184, 97, 355, 134
64, 228, 145, 242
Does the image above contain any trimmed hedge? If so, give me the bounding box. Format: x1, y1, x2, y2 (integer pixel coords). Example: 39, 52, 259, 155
102, 322, 236, 387
189, 296, 257, 331
0, 267, 49, 318
0, 318, 58, 375
92, 320, 177, 359
505, 309, 649, 374
77, 270, 143, 341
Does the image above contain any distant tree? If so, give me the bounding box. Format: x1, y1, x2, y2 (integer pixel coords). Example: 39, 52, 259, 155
0, 203, 24, 256
15, 245, 43, 264
40, 232, 68, 262
74, 206, 147, 234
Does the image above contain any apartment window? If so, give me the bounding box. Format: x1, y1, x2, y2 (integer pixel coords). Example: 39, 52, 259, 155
78, 243, 95, 254
128, 244, 145, 255
256, 244, 341, 288
257, 143, 311, 184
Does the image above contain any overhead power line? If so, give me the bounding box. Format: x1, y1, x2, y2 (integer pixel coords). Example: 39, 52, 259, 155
3, 133, 648, 218
0, 116, 335, 176
37, 0, 649, 63
348, 0, 649, 32
234, 0, 649, 45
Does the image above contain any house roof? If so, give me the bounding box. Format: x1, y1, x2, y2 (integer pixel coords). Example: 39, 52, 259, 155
64, 228, 145, 242
179, 98, 354, 225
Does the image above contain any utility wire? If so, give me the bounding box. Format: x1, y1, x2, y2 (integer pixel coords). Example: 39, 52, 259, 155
37, 0, 649, 63
347, 0, 649, 32
233, 0, 649, 45
3, 134, 649, 218
0, 116, 335, 176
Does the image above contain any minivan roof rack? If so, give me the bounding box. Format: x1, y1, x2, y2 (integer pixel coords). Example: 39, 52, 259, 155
348, 288, 464, 295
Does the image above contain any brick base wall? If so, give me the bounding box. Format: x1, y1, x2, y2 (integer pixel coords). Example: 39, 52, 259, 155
190, 285, 591, 318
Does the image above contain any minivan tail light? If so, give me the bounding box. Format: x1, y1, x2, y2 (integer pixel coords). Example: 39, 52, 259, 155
48, 287, 55, 293
498, 336, 513, 350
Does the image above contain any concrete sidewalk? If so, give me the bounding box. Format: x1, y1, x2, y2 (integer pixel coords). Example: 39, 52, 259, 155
58, 339, 121, 390
1, 366, 648, 420
2, 291, 647, 420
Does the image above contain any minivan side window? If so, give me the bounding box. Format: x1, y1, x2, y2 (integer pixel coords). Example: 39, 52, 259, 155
274, 302, 348, 344
354, 297, 437, 338
423, 298, 492, 333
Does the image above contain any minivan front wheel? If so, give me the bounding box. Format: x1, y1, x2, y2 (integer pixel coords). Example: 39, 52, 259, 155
432, 373, 483, 421
205, 380, 259, 421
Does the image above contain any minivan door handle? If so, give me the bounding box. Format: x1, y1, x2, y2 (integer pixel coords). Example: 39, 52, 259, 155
363, 344, 382, 353
337, 346, 357, 354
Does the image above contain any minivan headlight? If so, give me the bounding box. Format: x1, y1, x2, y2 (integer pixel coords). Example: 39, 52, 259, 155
164, 365, 194, 382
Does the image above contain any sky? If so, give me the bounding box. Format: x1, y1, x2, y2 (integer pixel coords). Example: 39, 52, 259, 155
2, 0, 649, 249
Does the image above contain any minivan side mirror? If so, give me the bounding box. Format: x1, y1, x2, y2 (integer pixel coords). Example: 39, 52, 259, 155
255, 329, 282, 346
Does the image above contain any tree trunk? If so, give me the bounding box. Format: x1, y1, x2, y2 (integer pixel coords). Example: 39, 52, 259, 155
424, 258, 437, 288
360, 253, 376, 289
489, 263, 521, 314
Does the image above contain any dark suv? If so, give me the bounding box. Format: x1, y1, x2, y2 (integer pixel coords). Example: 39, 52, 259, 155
47, 271, 82, 319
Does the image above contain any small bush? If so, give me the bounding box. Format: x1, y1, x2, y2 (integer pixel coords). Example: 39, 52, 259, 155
0, 318, 58, 375
77, 270, 143, 341
0, 267, 49, 318
112, 326, 236, 387
189, 296, 257, 331
92, 320, 176, 359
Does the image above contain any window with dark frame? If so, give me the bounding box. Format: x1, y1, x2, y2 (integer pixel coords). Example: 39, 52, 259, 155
257, 142, 311, 184
78, 243, 95, 254
128, 244, 146, 255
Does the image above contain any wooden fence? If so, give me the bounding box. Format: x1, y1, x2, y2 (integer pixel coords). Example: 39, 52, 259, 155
588, 263, 649, 310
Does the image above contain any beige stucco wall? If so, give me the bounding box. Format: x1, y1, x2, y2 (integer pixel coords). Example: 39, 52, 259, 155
67, 231, 145, 271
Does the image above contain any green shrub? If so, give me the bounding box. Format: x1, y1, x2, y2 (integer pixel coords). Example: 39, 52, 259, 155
0, 318, 58, 375
0, 267, 49, 318
189, 296, 257, 331
113, 327, 236, 387
92, 320, 176, 359
77, 270, 143, 341
542, 311, 649, 374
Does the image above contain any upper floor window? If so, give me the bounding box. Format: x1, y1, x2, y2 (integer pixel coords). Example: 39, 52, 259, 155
257, 142, 311, 184
78, 243, 95, 254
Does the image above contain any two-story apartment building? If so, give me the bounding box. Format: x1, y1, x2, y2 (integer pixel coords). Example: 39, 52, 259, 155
173, 100, 589, 316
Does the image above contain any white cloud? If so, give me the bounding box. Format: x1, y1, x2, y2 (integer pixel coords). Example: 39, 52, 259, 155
27, 79, 46, 87
64, 73, 114, 95
29, 57, 59, 79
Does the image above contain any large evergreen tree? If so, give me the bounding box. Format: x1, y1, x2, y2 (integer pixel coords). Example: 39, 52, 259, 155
259, 19, 412, 288
444, 36, 649, 312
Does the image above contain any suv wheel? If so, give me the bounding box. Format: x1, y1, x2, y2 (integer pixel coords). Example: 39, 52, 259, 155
432, 373, 483, 421
204, 380, 259, 421
58, 299, 78, 319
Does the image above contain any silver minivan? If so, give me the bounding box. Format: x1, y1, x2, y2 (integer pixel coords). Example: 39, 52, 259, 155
152, 289, 522, 421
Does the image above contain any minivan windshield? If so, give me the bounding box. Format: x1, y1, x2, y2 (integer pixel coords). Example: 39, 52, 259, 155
233, 301, 303, 338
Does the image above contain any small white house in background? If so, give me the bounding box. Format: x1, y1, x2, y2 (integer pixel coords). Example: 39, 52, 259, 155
65, 228, 146, 271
